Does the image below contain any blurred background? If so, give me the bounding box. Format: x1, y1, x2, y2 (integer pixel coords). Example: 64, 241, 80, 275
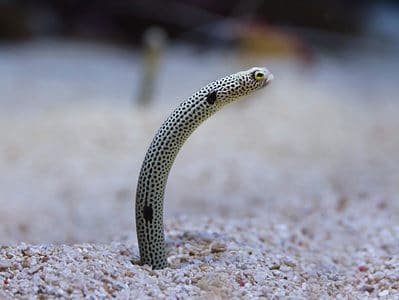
0, 1, 398, 245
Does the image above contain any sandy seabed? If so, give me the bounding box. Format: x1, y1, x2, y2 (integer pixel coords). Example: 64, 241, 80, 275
0, 42, 398, 299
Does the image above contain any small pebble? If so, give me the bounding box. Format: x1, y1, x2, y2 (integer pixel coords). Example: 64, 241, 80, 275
360, 285, 374, 293
374, 271, 385, 281
210, 243, 226, 253
0, 261, 12, 270
358, 265, 368, 272
378, 290, 389, 297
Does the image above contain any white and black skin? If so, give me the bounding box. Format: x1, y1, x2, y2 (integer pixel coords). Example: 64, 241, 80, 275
135, 67, 273, 269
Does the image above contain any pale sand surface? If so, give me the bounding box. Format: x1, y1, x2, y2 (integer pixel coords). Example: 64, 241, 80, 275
0, 42, 398, 299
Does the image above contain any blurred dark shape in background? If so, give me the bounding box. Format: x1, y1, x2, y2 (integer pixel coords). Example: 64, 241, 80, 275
136, 27, 167, 106
0, 0, 397, 49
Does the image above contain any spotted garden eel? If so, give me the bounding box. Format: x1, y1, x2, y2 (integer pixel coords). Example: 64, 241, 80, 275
135, 67, 273, 269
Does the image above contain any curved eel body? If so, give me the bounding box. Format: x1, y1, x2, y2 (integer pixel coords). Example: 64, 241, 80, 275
135, 67, 273, 269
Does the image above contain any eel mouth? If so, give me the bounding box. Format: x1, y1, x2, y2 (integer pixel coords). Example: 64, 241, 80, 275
267, 72, 274, 83
262, 72, 274, 87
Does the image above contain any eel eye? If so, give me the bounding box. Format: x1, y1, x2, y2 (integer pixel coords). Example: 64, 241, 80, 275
253, 70, 265, 81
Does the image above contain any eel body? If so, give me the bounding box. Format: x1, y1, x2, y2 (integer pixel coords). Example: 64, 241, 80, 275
135, 67, 273, 269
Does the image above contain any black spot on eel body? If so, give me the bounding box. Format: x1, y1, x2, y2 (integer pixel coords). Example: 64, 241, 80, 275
206, 91, 217, 104
143, 205, 153, 222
